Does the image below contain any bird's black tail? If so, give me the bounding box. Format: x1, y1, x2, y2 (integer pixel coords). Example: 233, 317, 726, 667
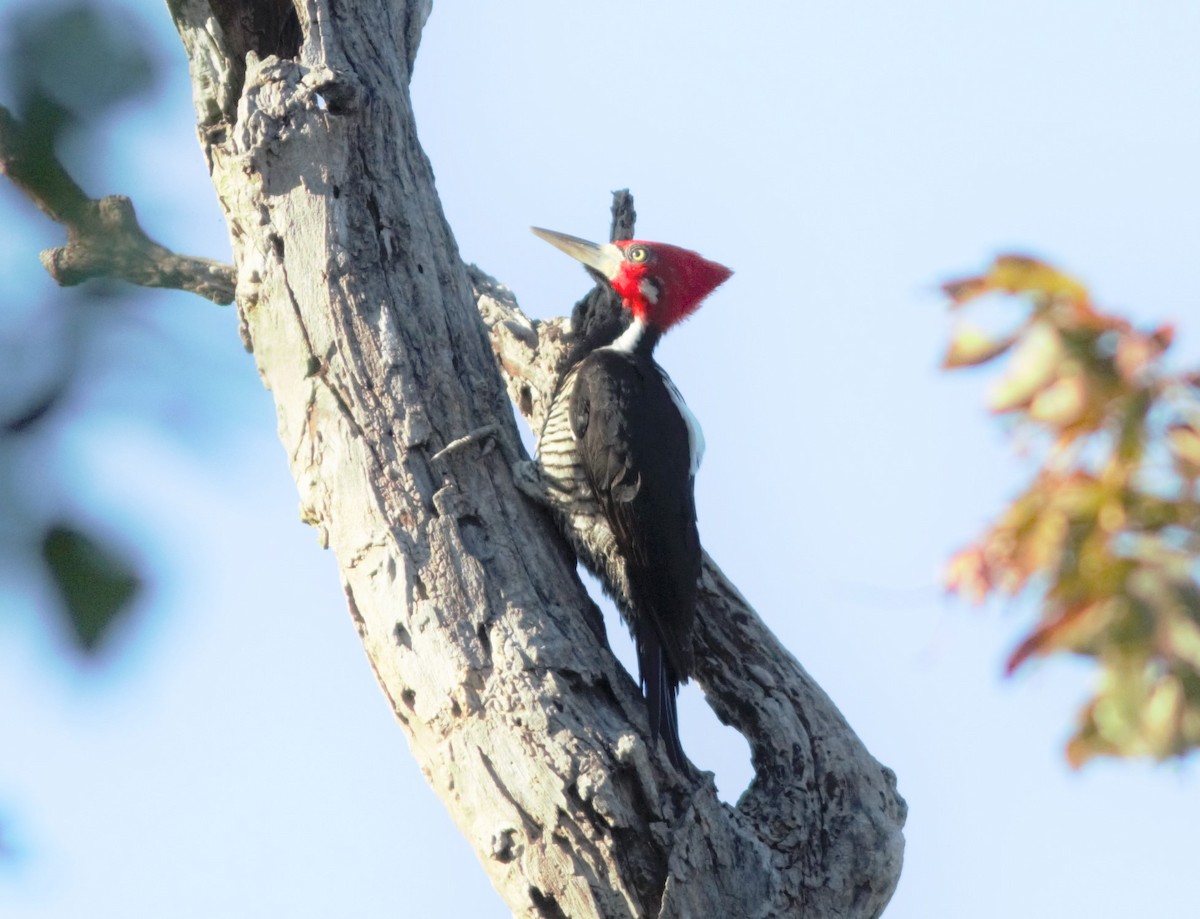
638, 635, 688, 772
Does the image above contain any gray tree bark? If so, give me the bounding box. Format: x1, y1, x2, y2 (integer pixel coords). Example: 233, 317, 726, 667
165, 2, 907, 916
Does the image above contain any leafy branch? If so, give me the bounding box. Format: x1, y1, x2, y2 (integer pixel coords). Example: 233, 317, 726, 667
943, 255, 1200, 765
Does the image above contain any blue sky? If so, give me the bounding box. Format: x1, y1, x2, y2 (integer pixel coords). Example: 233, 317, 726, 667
2, 2, 1199, 916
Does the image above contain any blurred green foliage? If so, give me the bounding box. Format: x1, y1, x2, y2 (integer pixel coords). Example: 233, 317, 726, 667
41, 523, 140, 652
4, 2, 158, 130
1, 2, 160, 659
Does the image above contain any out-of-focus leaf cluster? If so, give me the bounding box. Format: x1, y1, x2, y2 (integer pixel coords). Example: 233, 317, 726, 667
943, 255, 1200, 766
3, 2, 157, 145
40, 524, 141, 652
1, 2, 157, 658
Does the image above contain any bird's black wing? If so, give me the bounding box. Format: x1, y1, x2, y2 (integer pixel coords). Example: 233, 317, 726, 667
569, 349, 701, 683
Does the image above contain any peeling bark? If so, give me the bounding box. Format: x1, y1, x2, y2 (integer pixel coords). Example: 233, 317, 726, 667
162, 2, 905, 915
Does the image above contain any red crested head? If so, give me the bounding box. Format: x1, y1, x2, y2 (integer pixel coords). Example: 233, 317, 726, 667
608, 240, 732, 330
531, 228, 732, 332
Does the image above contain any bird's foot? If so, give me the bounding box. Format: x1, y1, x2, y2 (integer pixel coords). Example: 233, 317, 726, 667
512, 459, 550, 504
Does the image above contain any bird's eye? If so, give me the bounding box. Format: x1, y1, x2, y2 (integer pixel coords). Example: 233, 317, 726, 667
627, 245, 649, 263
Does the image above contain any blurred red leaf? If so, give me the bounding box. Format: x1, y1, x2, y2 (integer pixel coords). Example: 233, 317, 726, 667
1005, 600, 1108, 674
944, 545, 992, 604
1115, 326, 1171, 384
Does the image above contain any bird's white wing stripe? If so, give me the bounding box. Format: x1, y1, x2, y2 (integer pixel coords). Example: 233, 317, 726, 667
658, 370, 704, 476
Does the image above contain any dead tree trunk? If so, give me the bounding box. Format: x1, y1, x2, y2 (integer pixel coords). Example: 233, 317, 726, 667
161, 2, 905, 915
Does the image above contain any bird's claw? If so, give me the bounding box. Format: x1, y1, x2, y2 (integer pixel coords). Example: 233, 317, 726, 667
512, 459, 550, 503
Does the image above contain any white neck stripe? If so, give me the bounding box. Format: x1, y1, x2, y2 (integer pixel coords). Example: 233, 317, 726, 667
610, 316, 647, 353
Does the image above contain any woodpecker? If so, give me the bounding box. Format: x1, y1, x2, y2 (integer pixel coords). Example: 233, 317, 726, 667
525, 226, 732, 770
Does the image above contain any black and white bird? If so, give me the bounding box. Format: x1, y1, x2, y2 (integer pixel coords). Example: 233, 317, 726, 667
524, 226, 731, 770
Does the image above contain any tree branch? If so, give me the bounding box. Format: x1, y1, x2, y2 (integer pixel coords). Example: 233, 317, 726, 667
166, 1, 905, 914
0, 104, 235, 304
